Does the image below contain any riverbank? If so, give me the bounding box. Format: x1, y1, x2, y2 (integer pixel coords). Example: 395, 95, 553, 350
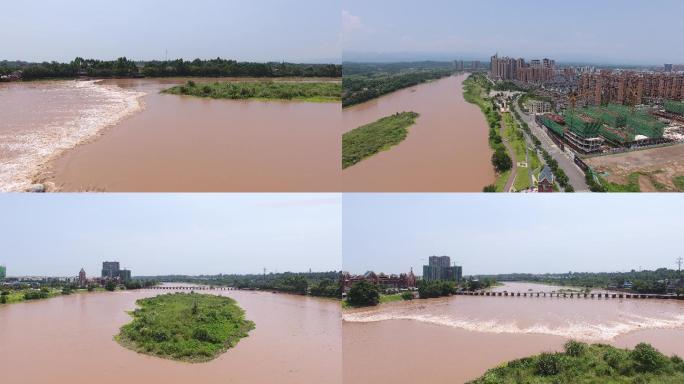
24, 78, 340, 192
342, 74, 495, 191
163, 80, 341, 103
0, 286, 105, 305
469, 342, 684, 384
342, 112, 419, 169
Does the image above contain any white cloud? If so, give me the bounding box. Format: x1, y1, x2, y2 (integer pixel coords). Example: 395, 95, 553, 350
342, 10, 363, 33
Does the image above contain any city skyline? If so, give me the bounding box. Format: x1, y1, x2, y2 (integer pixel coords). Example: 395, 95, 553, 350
0, 0, 340, 63
342, 0, 684, 65
0, 194, 341, 276
342, 194, 684, 275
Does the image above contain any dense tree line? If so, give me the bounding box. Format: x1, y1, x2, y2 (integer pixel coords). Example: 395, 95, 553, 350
1, 58, 341, 81
477, 269, 683, 294
138, 271, 341, 298
343, 62, 456, 107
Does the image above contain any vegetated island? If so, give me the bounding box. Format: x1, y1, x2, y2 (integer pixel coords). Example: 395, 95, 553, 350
342, 111, 419, 169
162, 80, 341, 103
469, 341, 684, 384
116, 292, 255, 363
342, 62, 455, 107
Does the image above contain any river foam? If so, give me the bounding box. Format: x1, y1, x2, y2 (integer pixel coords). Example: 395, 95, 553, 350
343, 303, 684, 342
0, 80, 144, 192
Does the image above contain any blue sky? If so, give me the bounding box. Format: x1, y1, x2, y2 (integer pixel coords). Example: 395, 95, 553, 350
343, 194, 683, 275
0, 194, 341, 277
0, 0, 340, 63
343, 0, 684, 65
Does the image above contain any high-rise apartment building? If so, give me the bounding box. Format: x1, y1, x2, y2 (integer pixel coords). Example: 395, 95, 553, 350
579, 71, 684, 105
490, 54, 555, 83
101, 261, 120, 279
0, 265, 6, 280
422, 256, 462, 282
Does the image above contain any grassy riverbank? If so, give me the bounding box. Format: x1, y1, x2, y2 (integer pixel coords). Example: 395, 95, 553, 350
469, 341, 684, 384
117, 292, 254, 363
463, 74, 509, 191
342, 112, 419, 169
0, 286, 107, 305
163, 80, 341, 102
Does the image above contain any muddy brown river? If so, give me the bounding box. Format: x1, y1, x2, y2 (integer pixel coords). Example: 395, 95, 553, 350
343, 282, 684, 384
342, 74, 495, 192
0, 78, 340, 192
0, 288, 341, 384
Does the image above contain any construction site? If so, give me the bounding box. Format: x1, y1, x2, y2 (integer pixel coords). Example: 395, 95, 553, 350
538, 104, 674, 154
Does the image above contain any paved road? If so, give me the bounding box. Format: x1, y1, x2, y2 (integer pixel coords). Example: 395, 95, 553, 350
513, 101, 589, 191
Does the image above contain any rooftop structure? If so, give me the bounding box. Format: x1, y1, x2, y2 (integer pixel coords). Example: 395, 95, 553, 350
341, 269, 417, 292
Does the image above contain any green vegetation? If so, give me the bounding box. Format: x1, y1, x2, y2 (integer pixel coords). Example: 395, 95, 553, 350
346, 281, 380, 307
163, 80, 340, 102
479, 268, 683, 294
469, 341, 684, 384
343, 62, 455, 107
1, 58, 341, 80
463, 73, 514, 191
501, 112, 532, 191
342, 112, 420, 169
117, 292, 254, 363
418, 280, 456, 299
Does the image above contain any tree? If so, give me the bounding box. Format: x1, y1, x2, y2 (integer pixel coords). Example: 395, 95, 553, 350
347, 281, 380, 307
105, 281, 117, 292
492, 148, 512, 173
483, 184, 497, 192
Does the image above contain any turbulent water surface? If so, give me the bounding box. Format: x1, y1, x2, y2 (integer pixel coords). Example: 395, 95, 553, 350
0, 80, 144, 192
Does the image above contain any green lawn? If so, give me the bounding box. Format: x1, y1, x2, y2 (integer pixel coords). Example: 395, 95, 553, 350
342, 112, 420, 169
116, 292, 255, 363
163, 80, 341, 102
502, 113, 531, 191
469, 342, 684, 384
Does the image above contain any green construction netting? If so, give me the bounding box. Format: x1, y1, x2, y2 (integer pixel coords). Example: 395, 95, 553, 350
540, 116, 565, 137
664, 100, 684, 115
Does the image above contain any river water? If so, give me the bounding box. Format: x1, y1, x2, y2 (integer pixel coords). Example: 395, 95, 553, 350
0, 78, 340, 192
0, 80, 143, 192
342, 74, 495, 192
343, 282, 684, 384
0, 288, 341, 384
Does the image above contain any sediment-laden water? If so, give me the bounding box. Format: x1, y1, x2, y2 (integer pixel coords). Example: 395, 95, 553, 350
0, 287, 341, 384
0, 80, 143, 192
1, 78, 341, 192
342, 74, 495, 191
343, 282, 684, 384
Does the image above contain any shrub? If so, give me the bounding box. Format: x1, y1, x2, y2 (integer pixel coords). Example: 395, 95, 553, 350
483, 184, 497, 192
401, 292, 414, 301
632, 343, 668, 373
536, 353, 563, 376
564, 340, 587, 357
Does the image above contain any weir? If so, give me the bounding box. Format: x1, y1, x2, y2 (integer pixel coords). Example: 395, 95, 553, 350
453, 291, 684, 301
143, 286, 238, 291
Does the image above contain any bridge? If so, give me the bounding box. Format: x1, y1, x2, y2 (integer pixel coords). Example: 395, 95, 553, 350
142, 286, 238, 291
456, 291, 684, 300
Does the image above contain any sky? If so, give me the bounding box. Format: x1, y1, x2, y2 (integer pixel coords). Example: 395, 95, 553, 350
0, 194, 341, 277
0, 0, 340, 63
342, 0, 684, 65
343, 194, 683, 276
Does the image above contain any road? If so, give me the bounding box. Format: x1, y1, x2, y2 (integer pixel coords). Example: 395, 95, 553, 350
513, 101, 589, 191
